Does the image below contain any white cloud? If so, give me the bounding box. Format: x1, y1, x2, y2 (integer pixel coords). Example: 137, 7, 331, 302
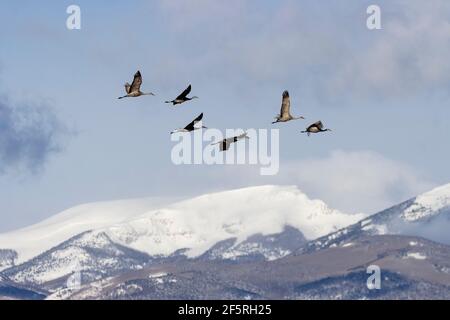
153, 0, 450, 102
330, 1, 450, 100
184, 150, 436, 215
277, 150, 435, 214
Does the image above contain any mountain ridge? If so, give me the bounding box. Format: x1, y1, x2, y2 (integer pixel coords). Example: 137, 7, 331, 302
0, 185, 364, 269
1, 183, 450, 299
301, 183, 450, 254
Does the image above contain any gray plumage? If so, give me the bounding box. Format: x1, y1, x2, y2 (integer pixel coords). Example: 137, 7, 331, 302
272, 90, 305, 124
301, 121, 332, 136
212, 132, 250, 151
118, 71, 155, 99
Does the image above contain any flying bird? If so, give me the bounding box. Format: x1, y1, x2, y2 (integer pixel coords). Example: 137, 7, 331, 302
272, 90, 305, 124
118, 71, 155, 99
170, 113, 207, 134
212, 132, 250, 152
165, 85, 198, 105
301, 121, 332, 136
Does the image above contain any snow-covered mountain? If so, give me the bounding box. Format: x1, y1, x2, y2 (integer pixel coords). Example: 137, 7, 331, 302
0, 185, 364, 270
0, 185, 364, 289
56, 235, 450, 300
2, 231, 151, 292
101, 185, 364, 259
0, 197, 173, 268
1, 183, 450, 299
199, 226, 306, 261
303, 183, 450, 253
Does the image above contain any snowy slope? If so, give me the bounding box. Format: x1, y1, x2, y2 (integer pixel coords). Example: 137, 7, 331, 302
402, 183, 450, 221
0, 197, 174, 266
0, 185, 365, 289
0, 185, 364, 268
3, 184, 450, 299
102, 185, 365, 258
3, 230, 150, 289
304, 183, 450, 252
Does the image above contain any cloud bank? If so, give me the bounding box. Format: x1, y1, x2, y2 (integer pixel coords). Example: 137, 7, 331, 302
153, 0, 450, 103
212, 150, 435, 215
280, 150, 435, 214
0, 98, 66, 174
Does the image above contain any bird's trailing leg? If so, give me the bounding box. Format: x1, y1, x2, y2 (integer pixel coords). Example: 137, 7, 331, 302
300, 130, 310, 137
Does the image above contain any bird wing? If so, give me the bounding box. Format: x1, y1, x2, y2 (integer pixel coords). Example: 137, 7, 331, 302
308, 121, 323, 131
314, 121, 324, 130
176, 85, 192, 100
130, 71, 142, 93
220, 140, 231, 151
212, 138, 230, 151
184, 113, 204, 131
280, 91, 291, 117
235, 132, 248, 141
124, 82, 131, 94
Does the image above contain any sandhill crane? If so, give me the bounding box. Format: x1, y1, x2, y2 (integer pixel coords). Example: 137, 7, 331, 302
165, 85, 198, 105
118, 71, 155, 99
301, 121, 332, 136
170, 113, 207, 134
212, 132, 250, 152
272, 90, 305, 124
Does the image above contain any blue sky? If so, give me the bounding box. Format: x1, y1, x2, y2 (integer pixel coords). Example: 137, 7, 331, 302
0, 0, 449, 232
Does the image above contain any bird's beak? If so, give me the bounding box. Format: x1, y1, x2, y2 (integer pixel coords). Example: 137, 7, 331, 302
245, 136, 250, 140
